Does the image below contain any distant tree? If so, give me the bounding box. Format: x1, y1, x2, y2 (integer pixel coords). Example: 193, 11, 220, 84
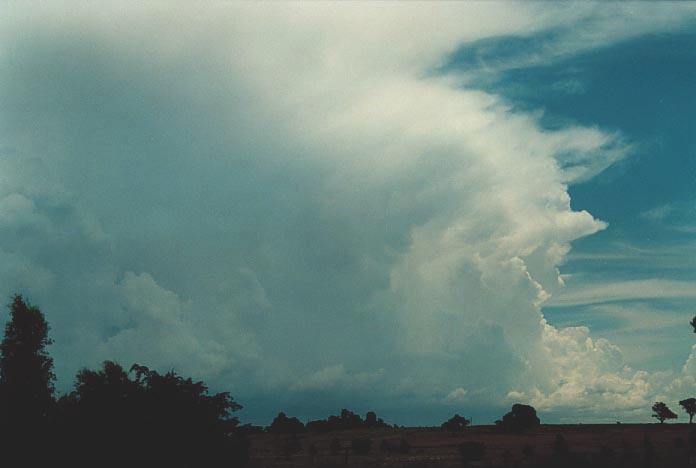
0, 295, 55, 424
680, 398, 696, 424
267, 412, 306, 434
307, 408, 388, 432
339, 408, 364, 428
495, 404, 540, 433
441, 414, 471, 434
458, 441, 486, 467
652, 402, 678, 423
364, 410, 387, 428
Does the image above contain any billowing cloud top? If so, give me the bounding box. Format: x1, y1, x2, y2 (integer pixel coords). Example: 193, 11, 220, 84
0, 3, 694, 424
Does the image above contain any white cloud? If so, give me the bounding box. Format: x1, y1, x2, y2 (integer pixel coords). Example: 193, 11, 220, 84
640, 204, 675, 223
101, 272, 232, 377
0, 2, 691, 422
444, 387, 469, 404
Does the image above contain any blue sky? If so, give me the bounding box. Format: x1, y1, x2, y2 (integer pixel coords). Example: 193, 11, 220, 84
1, 3, 696, 426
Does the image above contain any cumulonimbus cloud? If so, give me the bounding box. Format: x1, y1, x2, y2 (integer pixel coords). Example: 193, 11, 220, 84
0, 2, 694, 423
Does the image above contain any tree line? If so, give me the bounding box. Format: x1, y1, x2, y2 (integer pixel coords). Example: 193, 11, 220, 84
0, 295, 249, 468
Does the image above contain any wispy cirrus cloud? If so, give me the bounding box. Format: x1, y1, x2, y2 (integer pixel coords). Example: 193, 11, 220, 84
547, 279, 696, 307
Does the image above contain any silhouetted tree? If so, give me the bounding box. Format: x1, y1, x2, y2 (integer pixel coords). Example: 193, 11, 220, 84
339, 408, 364, 428
652, 402, 678, 423
458, 441, 486, 467
0, 295, 55, 424
364, 410, 387, 427
495, 404, 540, 433
267, 412, 306, 434
59, 361, 249, 468
307, 408, 389, 432
0, 295, 56, 466
441, 414, 471, 434
680, 398, 696, 424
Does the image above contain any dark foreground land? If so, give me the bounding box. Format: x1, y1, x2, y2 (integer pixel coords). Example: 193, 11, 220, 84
249, 424, 696, 468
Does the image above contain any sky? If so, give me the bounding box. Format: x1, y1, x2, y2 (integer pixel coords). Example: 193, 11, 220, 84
0, 2, 695, 426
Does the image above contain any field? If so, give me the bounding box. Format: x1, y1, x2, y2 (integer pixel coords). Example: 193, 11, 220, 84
248, 424, 696, 468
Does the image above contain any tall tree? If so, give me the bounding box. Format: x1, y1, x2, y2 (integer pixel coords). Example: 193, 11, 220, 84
679, 398, 696, 424
0, 295, 55, 423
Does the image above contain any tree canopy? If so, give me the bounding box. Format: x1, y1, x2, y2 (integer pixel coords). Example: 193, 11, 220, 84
495, 404, 540, 433
58, 361, 249, 468
651, 402, 678, 423
441, 414, 471, 434
0, 295, 55, 424
680, 398, 696, 423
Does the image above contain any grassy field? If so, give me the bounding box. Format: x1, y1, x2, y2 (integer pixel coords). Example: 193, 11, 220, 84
248, 424, 696, 467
